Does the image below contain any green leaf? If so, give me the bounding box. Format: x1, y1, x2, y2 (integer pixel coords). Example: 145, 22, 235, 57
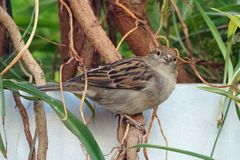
0, 78, 7, 158
18, 93, 40, 101
0, 133, 7, 159
2, 80, 104, 160
211, 8, 240, 27
127, 144, 214, 160
235, 102, 240, 120
0, 78, 5, 121
193, 0, 233, 83
231, 66, 240, 84
212, 8, 240, 81
199, 86, 240, 103
225, 19, 237, 80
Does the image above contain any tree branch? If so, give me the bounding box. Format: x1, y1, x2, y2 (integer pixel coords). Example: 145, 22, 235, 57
68, 0, 122, 63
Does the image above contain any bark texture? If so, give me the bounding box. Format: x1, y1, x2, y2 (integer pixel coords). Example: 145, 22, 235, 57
69, 0, 122, 63
107, 0, 158, 56
58, 0, 101, 81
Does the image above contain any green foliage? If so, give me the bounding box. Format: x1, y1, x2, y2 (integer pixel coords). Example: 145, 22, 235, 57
193, 0, 240, 158
194, 0, 240, 118
2, 79, 104, 160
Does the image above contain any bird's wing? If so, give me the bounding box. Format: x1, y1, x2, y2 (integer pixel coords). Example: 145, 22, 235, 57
69, 57, 154, 90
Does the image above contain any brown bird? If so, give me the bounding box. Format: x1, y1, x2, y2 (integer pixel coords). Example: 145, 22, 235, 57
39, 46, 178, 115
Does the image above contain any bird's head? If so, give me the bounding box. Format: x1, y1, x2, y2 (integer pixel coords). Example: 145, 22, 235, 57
144, 46, 178, 79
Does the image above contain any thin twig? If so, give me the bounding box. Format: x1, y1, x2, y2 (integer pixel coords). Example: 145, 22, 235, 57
155, 114, 168, 160
18, 27, 66, 47
175, 49, 232, 88
59, 63, 68, 120
121, 114, 145, 130
143, 108, 157, 160
112, 123, 130, 160
156, 35, 169, 46
59, 0, 80, 58
59, 1, 88, 124
190, 59, 232, 88
116, 26, 138, 52
28, 130, 37, 160
121, 123, 130, 144
170, 0, 192, 57
105, 147, 119, 157
79, 65, 88, 124
114, 0, 159, 48
155, 0, 167, 36
115, 0, 140, 21
18, 60, 33, 83
166, 0, 172, 40
13, 92, 36, 160
144, 26, 159, 47
59, 1, 89, 125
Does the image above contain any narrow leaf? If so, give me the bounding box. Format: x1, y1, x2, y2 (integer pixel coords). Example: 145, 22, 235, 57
235, 102, 240, 120
211, 8, 240, 27
231, 65, 240, 84
199, 86, 240, 103
225, 19, 237, 80
127, 144, 214, 160
0, 133, 6, 158
0, 78, 7, 158
0, 78, 5, 121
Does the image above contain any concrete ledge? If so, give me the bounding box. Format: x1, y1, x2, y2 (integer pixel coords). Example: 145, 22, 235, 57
0, 84, 239, 160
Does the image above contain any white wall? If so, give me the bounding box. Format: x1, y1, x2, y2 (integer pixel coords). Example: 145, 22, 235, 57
0, 84, 239, 160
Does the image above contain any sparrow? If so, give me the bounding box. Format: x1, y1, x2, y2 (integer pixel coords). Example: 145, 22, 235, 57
39, 46, 178, 115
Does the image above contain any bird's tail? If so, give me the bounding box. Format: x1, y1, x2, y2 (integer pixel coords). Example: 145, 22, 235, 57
37, 82, 83, 92
37, 83, 62, 91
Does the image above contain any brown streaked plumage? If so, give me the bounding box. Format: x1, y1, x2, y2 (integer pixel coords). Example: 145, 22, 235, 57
39, 46, 178, 115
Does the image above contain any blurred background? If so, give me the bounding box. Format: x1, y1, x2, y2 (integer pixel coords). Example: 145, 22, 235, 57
0, 0, 239, 82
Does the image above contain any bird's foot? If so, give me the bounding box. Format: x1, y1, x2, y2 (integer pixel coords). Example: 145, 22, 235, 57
117, 113, 146, 132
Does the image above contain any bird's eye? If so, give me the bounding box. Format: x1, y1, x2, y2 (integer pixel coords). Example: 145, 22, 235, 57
154, 50, 161, 58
